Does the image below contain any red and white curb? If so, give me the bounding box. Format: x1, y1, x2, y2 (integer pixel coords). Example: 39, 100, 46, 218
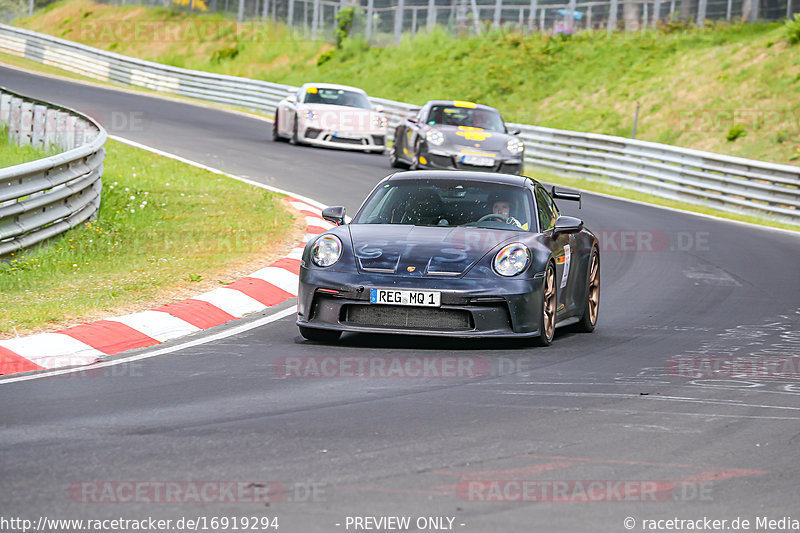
0, 198, 332, 376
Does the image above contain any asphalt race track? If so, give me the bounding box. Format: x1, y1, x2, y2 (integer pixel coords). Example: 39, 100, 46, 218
2, 65, 800, 532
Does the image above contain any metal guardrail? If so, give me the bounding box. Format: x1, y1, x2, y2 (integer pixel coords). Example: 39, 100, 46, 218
1, 23, 797, 225
0, 86, 107, 256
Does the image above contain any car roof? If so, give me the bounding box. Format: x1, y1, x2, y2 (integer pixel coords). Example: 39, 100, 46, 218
299, 82, 367, 95
386, 170, 538, 188
423, 100, 500, 113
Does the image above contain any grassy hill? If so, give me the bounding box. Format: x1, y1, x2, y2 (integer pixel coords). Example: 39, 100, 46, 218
13, 0, 800, 164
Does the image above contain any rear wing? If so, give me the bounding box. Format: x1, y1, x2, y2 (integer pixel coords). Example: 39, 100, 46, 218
551, 186, 582, 209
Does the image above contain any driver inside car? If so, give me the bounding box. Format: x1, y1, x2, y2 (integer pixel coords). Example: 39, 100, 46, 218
487, 195, 523, 228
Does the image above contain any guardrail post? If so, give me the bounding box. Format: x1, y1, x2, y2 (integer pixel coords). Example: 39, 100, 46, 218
470, 0, 481, 34
65, 115, 77, 150
55, 111, 68, 151
365, 0, 374, 41
653, 0, 662, 25
697, 0, 707, 26
44, 108, 58, 150
312, 0, 320, 40
9, 97, 22, 144
493, 0, 502, 28
287, 0, 295, 25
20, 101, 34, 145
427, 0, 436, 30
32, 104, 47, 148
0, 93, 10, 125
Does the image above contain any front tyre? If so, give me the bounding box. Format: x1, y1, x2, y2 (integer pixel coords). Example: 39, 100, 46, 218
272, 115, 284, 142
534, 263, 557, 346
299, 326, 342, 343
389, 139, 408, 168
290, 116, 299, 145
575, 247, 600, 333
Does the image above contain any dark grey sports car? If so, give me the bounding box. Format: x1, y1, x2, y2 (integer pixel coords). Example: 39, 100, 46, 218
296, 171, 600, 345
389, 100, 524, 174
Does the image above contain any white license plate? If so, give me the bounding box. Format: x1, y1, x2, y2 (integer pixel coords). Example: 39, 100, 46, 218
461, 154, 495, 166
334, 132, 361, 139
370, 288, 441, 307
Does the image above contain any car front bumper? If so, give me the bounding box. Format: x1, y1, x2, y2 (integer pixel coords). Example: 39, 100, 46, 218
297, 268, 546, 338
301, 126, 386, 151
418, 148, 524, 174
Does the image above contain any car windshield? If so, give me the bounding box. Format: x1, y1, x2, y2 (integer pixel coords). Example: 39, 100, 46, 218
426, 105, 505, 132
353, 180, 534, 231
303, 88, 371, 109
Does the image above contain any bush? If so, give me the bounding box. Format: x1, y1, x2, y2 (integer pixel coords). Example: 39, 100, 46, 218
786, 14, 800, 44
334, 6, 357, 48
726, 124, 746, 142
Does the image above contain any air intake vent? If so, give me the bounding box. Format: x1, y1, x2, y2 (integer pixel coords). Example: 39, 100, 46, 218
344, 305, 473, 331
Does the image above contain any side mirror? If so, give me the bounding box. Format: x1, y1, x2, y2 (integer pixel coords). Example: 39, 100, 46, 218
322, 206, 346, 226
374, 104, 384, 113
509, 128, 521, 135
408, 116, 419, 124
553, 215, 584, 235
551, 186, 582, 209
287, 94, 297, 103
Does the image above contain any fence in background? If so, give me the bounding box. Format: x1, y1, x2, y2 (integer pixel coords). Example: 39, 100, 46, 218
0, 85, 107, 256
0, 23, 797, 224
85, 0, 799, 44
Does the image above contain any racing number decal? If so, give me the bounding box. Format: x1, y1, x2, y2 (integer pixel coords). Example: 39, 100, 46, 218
560, 245, 571, 289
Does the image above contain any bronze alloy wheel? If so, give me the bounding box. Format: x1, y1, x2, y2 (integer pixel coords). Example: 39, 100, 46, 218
542, 264, 556, 342
587, 251, 600, 326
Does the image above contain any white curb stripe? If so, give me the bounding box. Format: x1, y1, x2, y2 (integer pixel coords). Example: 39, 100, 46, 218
0, 333, 104, 369
107, 310, 200, 342
248, 267, 300, 296
287, 247, 304, 260
192, 288, 267, 318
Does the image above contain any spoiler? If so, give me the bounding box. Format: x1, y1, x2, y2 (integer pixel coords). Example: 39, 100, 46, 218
551, 186, 582, 209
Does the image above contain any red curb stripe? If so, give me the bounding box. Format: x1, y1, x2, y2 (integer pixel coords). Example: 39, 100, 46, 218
270, 257, 301, 275
0, 346, 45, 375
299, 209, 323, 217
154, 299, 237, 330
307, 225, 327, 234
226, 277, 293, 306
59, 321, 160, 355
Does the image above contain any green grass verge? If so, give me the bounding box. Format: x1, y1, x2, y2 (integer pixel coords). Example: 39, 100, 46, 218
0, 139, 300, 335
526, 168, 800, 233
0, 125, 58, 166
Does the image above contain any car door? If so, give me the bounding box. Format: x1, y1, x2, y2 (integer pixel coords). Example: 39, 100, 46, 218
535, 186, 571, 317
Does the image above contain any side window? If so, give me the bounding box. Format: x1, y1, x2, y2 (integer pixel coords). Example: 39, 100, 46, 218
535, 187, 557, 231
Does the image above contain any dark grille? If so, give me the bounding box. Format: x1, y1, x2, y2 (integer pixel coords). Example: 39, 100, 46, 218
372, 135, 385, 145
330, 136, 364, 145
344, 305, 473, 331
305, 128, 322, 139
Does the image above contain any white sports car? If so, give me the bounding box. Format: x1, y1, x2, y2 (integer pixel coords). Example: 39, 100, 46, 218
272, 83, 387, 153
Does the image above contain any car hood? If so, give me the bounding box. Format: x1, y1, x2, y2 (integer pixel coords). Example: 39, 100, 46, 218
434, 125, 511, 153
349, 224, 517, 276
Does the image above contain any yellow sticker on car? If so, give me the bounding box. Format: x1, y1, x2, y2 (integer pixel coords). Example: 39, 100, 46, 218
457, 126, 491, 141
307, 87, 318, 94
453, 100, 477, 108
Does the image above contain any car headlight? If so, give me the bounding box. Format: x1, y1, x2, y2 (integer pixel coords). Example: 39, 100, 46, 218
493, 243, 530, 277
373, 114, 387, 129
306, 110, 319, 122
426, 130, 445, 146
311, 235, 342, 267
506, 137, 524, 154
